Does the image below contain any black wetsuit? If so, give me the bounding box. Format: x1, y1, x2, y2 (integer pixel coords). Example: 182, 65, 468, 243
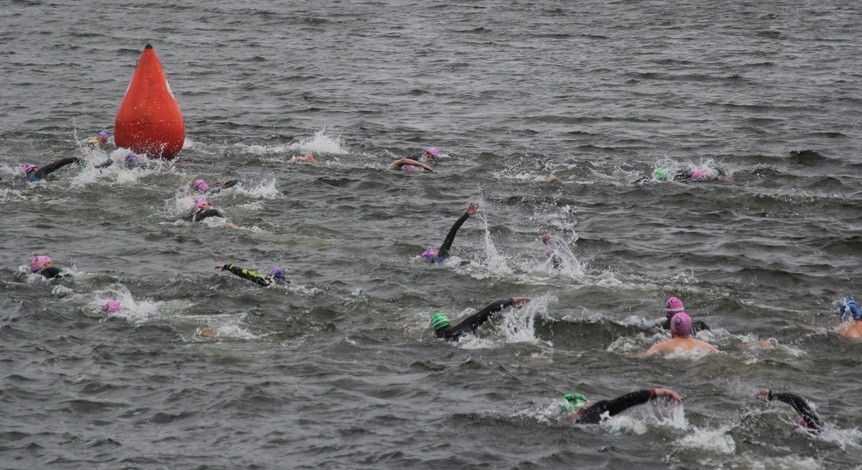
576, 389, 657, 424
658, 317, 710, 336
768, 391, 823, 432
198, 180, 239, 194
220, 264, 288, 287
26, 157, 78, 181
35, 267, 64, 279
430, 212, 471, 263
435, 298, 514, 342
183, 209, 224, 223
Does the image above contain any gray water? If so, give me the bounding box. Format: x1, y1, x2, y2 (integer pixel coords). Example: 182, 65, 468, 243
2, 0, 862, 468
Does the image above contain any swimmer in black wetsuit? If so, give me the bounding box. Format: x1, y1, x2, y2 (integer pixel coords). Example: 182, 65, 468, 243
560, 388, 683, 424
429, 296, 531, 342
541, 234, 572, 269
20, 156, 83, 182
421, 202, 480, 264
755, 389, 824, 433
183, 199, 242, 229
29, 256, 65, 279
215, 264, 289, 287
193, 179, 239, 194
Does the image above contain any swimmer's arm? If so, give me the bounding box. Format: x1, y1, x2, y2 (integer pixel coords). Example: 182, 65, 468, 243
633, 344, 662, 358
391, 158, 435, 172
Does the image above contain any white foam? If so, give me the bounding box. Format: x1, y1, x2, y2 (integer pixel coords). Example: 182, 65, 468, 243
674, 425, 736, 454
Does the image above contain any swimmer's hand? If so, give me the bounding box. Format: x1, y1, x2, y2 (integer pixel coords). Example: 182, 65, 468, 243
755, 389, 771, 402
512, 296, 531, 306
654, 388, 683, 405
466, 202, 480, 215
215, 264, 227, 270
542, 234, 551, 245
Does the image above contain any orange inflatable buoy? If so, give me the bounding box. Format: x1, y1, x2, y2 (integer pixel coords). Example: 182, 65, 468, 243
114, 44, 185, 159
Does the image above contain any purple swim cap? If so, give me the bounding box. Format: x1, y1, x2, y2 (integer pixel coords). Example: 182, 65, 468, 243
268, 267, 284, 279
671, 312, 692, 336
402, 165, 416, 170
421, 249, 437, 260
194, 179, 210, 192
98, 131, 109, 139
665, 297, 685, 318
20, 164, 37, 175
104, 300, 120, 314
125, 153, 137, 163
30, 256, 52, 272
691, 170, 708, 181
193, 199, 208, 208
426, 147, 439, 157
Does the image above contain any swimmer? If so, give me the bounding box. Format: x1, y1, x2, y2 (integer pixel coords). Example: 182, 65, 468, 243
653, 297, 710, 336
635, 312, 718, 357
29, 256, 64, 279
193, 178, 239, 194
77, 131, 113, 167
755, 389, 823, 433
391, 158, 434, 172
293, 154, 319, 164
834, 299, 862, 339
421, 202, 480, 264
541, 233, 573, 269
215, 264, 289, 287
560, 387, 683, 424
429, 296, 531, 342
182, 199, 242, 229
419, 147, 440, 161
104, 300, 120, 315
20, 155, 83, 182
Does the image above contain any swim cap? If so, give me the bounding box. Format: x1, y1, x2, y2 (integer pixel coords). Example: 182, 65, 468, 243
429, 312, 451, 330
561, 393, 588, 414
796, 417, 808, 429
653, 169, 668, 181
671, 312, 692, 336
421, 249, 438, 260
268, 267, 284, 279
125, 153, 137, 163
30, 256, 52, 272
20, 164, 36, 175
427, 147, 439, 157
665, 296, 685, 318
98, 131, 109, 139
103, 300, 120, 314
194, 179, 210, 192
839, 299, 861, 321
402, 165, 416, 170
193, 199, 208, 208
691, 170, 707, 181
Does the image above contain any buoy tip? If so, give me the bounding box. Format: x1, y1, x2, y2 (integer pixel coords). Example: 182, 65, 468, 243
144, 44, 153, 49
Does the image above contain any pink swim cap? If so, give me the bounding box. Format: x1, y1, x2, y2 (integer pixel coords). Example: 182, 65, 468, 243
402, 165, 416, 170
193, 199, 208, 208
421, 249, 437, 260
670, 312, 692, 336
104, 300, 120, 314
691, 171, 707, 181
20, 164, 37, 175
30, 256, 52, 272
194, 179, 210, 192
665, 297, 685, 318
427, 147, 439, 157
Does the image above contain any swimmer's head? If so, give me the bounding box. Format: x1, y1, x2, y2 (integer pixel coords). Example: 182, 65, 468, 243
125, 153, 137, 164
193, 199, 209, 209
425, 147, 439, 159
103, 300, 120, 314
670, 312, 692, 336
691, 170, 708, 181
20, 164, 37, 175
653, 169, 668, 181
402, 164, 416, 170
194, 179, 210, 192
665, 296, 685, 318
98, 131, 109, 139
839, 299, 861, 321
268, 267, 284, 279
30, 256, 53, 272
421, 249, 438, 261
429, 312, 451, 330
560, 393, 589, 415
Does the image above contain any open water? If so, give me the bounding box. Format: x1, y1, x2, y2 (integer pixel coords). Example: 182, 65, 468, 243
2, 0, 862, 468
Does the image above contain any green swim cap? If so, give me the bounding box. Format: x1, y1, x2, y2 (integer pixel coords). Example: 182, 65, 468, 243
429, 312, 451, 330
560, 393, 588, 414
653, 169, 668, 181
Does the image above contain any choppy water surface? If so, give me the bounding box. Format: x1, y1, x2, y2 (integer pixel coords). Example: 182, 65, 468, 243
2, 0, 862, 468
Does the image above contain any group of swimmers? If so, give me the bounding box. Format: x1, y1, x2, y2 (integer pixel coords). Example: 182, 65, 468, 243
20, 135, 850, 434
